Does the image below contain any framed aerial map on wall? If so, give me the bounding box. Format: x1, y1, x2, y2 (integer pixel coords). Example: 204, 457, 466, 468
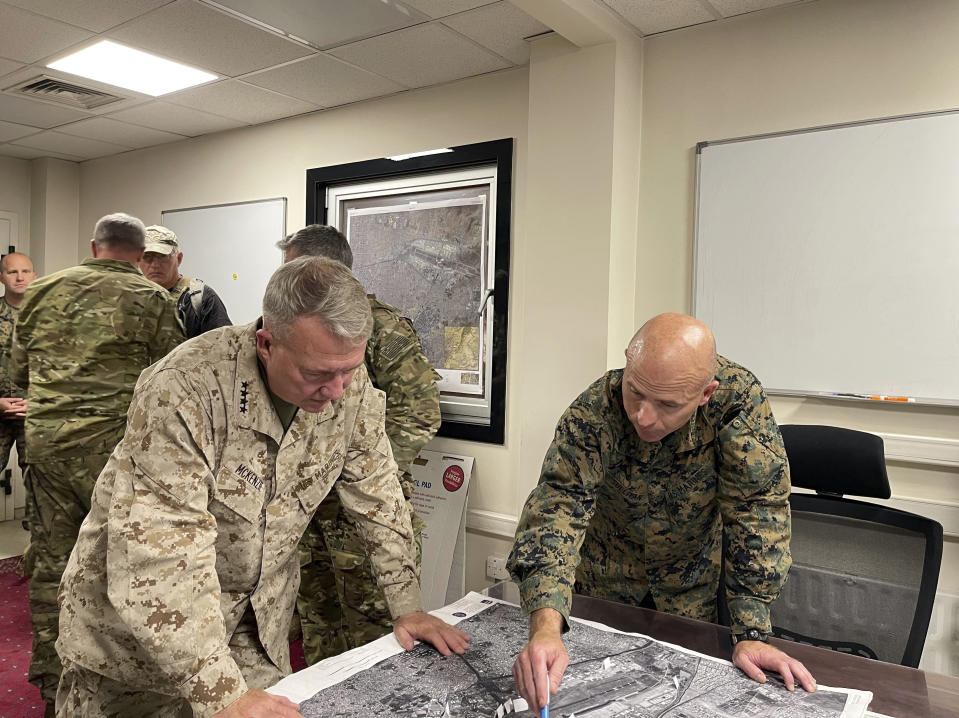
305, 139, 512, 444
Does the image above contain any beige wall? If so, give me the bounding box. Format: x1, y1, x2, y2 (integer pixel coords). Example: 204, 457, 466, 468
22, 0, 957, 632
638, 0, 959, 595
81, 68, 536, 593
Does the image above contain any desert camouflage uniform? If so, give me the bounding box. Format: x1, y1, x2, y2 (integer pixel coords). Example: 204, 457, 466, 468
297, 295, 441, 663
56, 322, 421, 718
9, 258, 184, 703
507, 356, 791, 635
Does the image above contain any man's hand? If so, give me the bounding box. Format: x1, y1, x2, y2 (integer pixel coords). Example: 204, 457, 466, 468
211, 690, 303, 717
0, 397, 26, 418
512, 608, 569, 712
393, 611, 470, 656
733, 640, 817, 692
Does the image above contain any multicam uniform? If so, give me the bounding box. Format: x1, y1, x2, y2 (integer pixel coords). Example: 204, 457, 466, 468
297, 296, 441, 663
507, 356, 791, 635
56, 322, 421, 718
9, 258, 184, 703
167, 275, 232, 338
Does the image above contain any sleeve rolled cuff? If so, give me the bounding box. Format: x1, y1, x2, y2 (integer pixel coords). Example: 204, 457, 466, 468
727, 596, 772, 634
517, 576, 572, 633
385, 580, 423, 619
182, 650, 248, 718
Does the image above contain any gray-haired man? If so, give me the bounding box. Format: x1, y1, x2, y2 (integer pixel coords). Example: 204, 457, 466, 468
55, 257, 468, 717
139, 225, 232, 337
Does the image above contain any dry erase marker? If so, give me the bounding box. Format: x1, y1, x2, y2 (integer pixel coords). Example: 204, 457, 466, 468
541, 674, 549, 718
867, 395, 915, 403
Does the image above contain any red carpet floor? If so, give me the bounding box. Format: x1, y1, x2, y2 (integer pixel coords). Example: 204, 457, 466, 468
0, 556, 45, 718
0, 556, 307, 716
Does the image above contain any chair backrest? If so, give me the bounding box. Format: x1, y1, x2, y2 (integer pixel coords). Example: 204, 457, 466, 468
779, 423, 890, 498
771, 425, 943, 668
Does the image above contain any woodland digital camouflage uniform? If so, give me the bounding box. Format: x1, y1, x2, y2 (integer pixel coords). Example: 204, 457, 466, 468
0, 296, 26, 473
56, 322, 421, 718
9, 257, 183, 704
297, 296, 441, 663
0, 297, 28, 570
507, 356, 792, 635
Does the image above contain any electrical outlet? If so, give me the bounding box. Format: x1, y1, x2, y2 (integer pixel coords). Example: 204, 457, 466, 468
486, 554, 510, 581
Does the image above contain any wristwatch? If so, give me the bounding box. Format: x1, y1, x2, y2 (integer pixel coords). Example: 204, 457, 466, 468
730, 628, 770, 645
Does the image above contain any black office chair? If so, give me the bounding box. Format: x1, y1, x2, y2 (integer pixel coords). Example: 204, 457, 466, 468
769, 424, 943, 668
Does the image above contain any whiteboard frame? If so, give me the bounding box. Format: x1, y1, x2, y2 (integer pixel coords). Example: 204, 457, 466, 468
160, 196, 287, 327
692, 108, 959, 407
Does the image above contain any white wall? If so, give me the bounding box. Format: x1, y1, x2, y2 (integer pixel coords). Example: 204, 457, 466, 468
0, 156, 31, 254
31, 158, 79, 274
638, 0, 959, 597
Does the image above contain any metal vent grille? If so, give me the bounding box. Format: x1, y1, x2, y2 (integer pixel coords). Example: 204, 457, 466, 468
5, 75, 124, 110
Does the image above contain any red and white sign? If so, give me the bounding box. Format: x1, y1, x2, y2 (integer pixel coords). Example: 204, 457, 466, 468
442, 465, 465, 492
410, 451, 474, 610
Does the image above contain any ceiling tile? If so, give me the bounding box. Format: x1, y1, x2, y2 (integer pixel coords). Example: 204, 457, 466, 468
212, 0, 428, 50
0, 93, 92, 128
706, 0, 798, 18
243, 54, 404, 108
442, 2, 549, 65
330, 23, 509, 89
56, 116, 187, 148
0, 0, 171, 33
0, 142, 83, 161
0, 118, 40, 142
12, 129, 129, 159
0, 3, 93, 63
107, 100, 244, 136
601, 0, 716, 35
164, 79, 317, 124
400, 0, 497, 20
107, 0, 314, 77
0, 57, 26, 79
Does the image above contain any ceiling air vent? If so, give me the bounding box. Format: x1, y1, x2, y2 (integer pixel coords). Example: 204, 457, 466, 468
5, 75, 125, 110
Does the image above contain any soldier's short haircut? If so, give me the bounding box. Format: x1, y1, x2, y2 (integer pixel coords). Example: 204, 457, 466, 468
93, 213, 146, 252
263, 256, 371, 343
276, 225, 353, 268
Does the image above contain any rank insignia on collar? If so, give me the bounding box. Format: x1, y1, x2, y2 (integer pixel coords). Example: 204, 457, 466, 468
240, 380, 250, 414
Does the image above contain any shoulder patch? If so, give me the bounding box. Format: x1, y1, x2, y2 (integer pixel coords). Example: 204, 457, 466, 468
380, 333, 414, 361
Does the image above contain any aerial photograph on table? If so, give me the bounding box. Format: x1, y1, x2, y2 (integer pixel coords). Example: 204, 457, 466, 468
294, 596, 871, 718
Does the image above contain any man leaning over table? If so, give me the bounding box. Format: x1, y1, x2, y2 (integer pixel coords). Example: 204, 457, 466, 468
55, 256, 468, 718
507, 312, 817, 712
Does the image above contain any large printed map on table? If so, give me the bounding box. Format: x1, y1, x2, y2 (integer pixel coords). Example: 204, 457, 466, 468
270, 593, 872, 718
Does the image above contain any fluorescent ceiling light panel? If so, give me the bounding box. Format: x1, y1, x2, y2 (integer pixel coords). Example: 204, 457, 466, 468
388, 148, 453, 161
48, 40, 217, 97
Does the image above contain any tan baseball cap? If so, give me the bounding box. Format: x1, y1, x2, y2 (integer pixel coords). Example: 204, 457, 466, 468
144, 225, 179, 255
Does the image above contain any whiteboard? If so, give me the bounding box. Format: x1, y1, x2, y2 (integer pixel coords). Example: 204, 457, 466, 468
694, 111, 959, 405
161, 198, 286, 326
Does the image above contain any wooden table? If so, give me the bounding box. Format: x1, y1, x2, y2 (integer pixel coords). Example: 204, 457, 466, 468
569, 594, 959, 718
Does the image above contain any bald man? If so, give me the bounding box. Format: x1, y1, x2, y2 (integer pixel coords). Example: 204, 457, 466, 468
507, 313, 815, 711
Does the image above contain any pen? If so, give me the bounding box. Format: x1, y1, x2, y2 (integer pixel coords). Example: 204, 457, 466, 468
822, 392, 916, 403
541, 674, 549, 718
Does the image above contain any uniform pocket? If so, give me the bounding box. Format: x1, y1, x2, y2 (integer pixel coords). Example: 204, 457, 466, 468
211, 466, 264, 524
